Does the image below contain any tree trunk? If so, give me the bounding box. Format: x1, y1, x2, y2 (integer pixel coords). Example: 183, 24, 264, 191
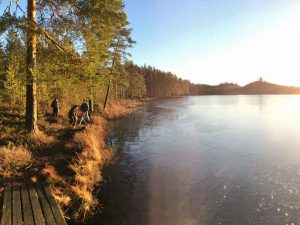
103, 56, 117, 109
114, 83, 118, 100
103, 84, 110, 109
26, 0, 38, 132
89, 86, 94, 112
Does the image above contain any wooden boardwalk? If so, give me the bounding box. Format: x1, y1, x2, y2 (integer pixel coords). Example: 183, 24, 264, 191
1, 185, 67, 225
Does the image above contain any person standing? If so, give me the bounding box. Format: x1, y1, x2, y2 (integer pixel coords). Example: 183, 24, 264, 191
51, 98, 59, 117
79, 99, 90, 125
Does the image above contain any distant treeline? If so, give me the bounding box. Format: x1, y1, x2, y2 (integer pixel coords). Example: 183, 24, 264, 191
127, 64, 190, 98
190, 81, 300, 95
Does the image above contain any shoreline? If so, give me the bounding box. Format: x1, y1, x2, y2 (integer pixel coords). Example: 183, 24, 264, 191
0, 99, 143, 223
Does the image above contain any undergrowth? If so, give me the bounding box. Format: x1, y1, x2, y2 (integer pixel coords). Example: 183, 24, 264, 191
0, 144, 32, 178
0, 100, 141, 220
102, 99, 141, 120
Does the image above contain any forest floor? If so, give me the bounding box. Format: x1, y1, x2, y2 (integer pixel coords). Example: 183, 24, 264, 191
0, 99, 143, 221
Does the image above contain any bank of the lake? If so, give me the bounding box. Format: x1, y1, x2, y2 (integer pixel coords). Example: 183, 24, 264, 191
0, 99, 143, 222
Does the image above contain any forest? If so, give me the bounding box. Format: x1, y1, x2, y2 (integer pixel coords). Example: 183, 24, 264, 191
0, 1, 191, 220
0, 0, 190, 133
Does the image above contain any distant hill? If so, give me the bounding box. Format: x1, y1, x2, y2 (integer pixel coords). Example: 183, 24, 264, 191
190, 81, 300, 95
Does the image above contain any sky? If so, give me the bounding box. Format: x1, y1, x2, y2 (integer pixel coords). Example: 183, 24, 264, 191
124, 0, 300, 86
1, 1, 300, 86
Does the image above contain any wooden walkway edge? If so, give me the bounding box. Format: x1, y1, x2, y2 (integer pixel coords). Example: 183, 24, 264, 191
1, 185, 67, 225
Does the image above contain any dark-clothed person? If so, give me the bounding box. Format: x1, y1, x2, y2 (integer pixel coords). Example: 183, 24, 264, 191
68, 105, 78, 127
51, 98, 59, 117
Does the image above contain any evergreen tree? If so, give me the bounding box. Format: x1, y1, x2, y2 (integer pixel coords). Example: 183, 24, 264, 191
0, 0, 190, 131
2, 30, 26, 110
1, 0, 133, 129
0, 44, 5, 101
104, 25, 135, 108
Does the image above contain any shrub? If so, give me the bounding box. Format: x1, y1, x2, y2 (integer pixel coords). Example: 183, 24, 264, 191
0, 144, 32, 178
69, 116, 113, 216
27, 131, 56, 149
103, 99, 140, 120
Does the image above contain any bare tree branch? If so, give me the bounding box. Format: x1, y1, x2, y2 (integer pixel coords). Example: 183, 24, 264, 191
16, 3, 26, 15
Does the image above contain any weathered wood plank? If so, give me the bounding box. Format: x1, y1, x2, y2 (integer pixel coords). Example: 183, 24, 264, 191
1, 184, 67, 225
44, 185, 67, 225
28, 185, 46, 225
36, 186, 57, 225
12, 187, 22, 225
1, 187, 12, 225
21, 186, 35, 225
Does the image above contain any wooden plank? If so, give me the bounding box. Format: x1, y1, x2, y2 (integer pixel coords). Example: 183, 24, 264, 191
21, 186, 35, 225
43, 185, 67, 225
12, 187, 22, 225
28, 185, 46, 225
1, 187, 12, 225
36, 186, 57, 225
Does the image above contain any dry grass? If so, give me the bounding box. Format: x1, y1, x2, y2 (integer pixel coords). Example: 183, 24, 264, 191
38, 117, 66, 131
103, 99, 141, 120
0, 145, 32, 178
40, 117, 114, 218
0, 107, 116, 220
103, 102, 128, 119
51, 187, 71, 206
26, 131, 56, 150
30, 131, 56, 144
40, 166, 72, 211
69, 116, 113, 216
41, 166, 72, 207
42, 166, 66, 185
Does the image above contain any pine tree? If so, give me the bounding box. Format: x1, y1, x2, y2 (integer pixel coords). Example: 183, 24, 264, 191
2, 30, 26, 111
0, 44, 5, 102
1, 0, 134, 129
25, 0, 38, 132
104, 25, 135, 108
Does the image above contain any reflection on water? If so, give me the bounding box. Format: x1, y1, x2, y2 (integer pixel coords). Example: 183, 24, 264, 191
86, 95, 300, 225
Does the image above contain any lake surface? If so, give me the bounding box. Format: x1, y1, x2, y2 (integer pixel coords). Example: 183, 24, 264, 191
87, 95, 300, 225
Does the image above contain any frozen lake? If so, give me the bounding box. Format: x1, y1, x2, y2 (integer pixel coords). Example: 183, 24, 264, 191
87, 95, 300, 225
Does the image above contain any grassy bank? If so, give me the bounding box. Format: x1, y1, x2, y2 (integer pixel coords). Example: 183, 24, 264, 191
0, 99, 142, 221
101, 99, 143, 120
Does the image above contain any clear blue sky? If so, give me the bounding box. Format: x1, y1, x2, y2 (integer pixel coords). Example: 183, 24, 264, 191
124, 0, 300, 85
2, 1, 300, 85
